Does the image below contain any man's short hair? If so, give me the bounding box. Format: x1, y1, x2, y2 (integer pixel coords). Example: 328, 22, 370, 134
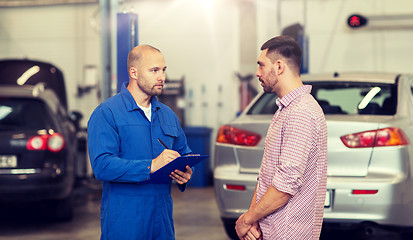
260, 36, 302, 74
127, 45, 161, 71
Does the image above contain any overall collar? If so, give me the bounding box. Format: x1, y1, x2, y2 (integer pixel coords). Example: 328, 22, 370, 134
120, 83, 161, 112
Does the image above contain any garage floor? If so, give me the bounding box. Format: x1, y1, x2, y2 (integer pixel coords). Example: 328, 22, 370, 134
0, 180, 230, 240
0, 180, 408, 240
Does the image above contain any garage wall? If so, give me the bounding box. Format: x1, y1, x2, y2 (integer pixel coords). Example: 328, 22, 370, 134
257, 0, 413, 74
0, 4, 101, 128
1, 0, 413, 131
120, 0, 242, 128
0, 1, 245, 131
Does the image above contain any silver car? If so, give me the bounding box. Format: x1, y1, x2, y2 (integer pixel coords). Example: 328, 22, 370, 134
214, 72, 413, 239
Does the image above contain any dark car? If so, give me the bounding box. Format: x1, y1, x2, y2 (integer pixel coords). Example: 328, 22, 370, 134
0, 59, 83, 221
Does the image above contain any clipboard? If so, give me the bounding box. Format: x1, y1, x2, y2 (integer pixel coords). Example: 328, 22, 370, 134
147, 154, 209, 183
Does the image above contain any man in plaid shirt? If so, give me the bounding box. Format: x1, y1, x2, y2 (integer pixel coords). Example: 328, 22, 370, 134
235, 36, 328, 240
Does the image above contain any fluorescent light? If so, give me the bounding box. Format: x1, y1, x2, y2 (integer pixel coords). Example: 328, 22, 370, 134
17, 65, 40, 85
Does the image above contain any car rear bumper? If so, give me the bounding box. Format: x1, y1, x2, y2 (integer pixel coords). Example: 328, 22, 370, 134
214, 166, 258, 219
214, 166, 413, 227
324, 173, 413, 226
0, 167, 74, 201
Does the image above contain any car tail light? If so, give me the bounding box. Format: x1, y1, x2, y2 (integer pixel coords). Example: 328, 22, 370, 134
340, 127, 409, 148
26, 133, 65, 152
216, 125, 261, 146
224, 184, 246, 191
352, 190, 378, 195
47, 133, 65, 152
26, 135, 48, 150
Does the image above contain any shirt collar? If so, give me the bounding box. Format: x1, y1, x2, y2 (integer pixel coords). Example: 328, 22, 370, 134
120, 83, 161, 112
276, 85, 312, 109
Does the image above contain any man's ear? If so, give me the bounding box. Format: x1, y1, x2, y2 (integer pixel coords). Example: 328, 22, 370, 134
129, 67, 138, 79
275, 60, 284, 75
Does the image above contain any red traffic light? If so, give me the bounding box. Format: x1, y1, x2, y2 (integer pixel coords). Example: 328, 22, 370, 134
347, 14, 368, 28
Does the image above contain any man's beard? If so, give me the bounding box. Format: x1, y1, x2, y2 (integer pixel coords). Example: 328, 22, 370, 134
148, 86, 163, 96
262, 68, 278, 93
139, 81, 163, 96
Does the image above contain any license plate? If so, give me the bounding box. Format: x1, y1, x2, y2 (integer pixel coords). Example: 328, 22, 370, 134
0, 155, 17, 168
325, 190, 332, 208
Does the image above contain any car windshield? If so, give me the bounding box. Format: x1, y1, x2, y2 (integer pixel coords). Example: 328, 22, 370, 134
247, 82, 397, 115
0, 98, 55, 130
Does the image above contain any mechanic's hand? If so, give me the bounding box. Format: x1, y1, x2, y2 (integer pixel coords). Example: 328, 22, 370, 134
151, 149, 180, 173
170, 165, 193, 185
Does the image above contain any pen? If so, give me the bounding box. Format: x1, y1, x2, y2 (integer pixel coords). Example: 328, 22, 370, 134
157, 138, 169, 149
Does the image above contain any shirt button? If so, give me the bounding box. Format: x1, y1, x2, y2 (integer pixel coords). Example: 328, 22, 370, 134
147, 166, 150, 169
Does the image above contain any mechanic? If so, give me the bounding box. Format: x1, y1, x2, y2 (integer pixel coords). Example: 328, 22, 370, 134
88, 45, 193, 240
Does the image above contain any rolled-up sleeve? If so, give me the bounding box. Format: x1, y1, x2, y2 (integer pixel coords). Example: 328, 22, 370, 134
272, 109, 315, 196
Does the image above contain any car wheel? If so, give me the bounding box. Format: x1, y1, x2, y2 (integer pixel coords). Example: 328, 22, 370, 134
223, 221, 238, 240
52, 195, 74, 222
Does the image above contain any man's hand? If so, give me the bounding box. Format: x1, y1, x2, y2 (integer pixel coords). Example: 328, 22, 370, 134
236, 213, 262, 240
151, 149, 180, 173
245, 221, 262, 240
235, 213, 252, 239
170, 165, 193, 185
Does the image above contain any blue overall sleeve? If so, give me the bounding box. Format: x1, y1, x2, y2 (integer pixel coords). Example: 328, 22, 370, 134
87, 105, 152, 183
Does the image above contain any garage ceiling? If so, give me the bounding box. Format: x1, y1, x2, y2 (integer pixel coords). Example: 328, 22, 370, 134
0, 0, 98, 7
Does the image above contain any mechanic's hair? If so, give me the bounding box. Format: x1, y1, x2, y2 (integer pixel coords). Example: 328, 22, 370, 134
261, 36, 302, 75
127, 45, 161, 71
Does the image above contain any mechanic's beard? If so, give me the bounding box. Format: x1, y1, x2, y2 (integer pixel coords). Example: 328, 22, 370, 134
150, 86, 163, 96
140, 83, 163, 96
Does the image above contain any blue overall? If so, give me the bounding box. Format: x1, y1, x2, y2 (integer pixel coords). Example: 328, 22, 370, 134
87, 83, 191, 240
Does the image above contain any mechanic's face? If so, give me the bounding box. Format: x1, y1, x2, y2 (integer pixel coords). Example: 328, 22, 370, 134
136, 51, 167, 96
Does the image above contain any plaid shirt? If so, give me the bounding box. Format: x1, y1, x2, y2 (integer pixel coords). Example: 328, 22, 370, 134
256, 85, 328, 240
